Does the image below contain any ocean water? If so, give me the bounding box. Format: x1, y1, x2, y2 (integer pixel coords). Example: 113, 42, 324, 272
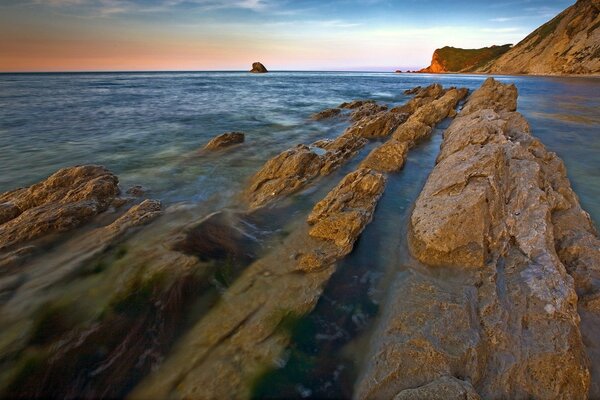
0, 72, 598, 398
1, 72, 598, 224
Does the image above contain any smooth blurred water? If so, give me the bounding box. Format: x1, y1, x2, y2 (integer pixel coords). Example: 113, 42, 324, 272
1, 72, 598, 224
1, 72, 599, 398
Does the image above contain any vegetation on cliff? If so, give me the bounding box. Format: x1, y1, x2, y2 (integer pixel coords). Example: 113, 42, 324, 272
419, 44, 512, 73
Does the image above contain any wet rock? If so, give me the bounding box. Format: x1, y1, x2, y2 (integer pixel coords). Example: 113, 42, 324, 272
403, 86, 422, 95
350, 103, 389, 122
392, 87, 469, 146
250, 62, 268, 73
131, 169, 388, 400
106, 199, 162, 233
338, 99, 376, 109
172, 210, 260, 265
347, 110, 408, 138
125, 185, 146, 197
359, 78, 590, 399
307, 168, 386, 254
311, 107, 342, 121
359, 140, 409, 172
0, 165, 119, 250
394, 376, 481, 400
245, 135, 368, 209
203, 132, 245, 151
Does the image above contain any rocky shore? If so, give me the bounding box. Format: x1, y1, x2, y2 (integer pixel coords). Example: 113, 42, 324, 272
0, 78, 598, 399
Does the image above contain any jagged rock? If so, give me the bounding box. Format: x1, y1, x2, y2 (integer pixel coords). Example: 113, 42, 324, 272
203, 132, 245, 150
360, 140, 409, 172
350, 103, 389, 122
347, 110, 408, 138
479, 0, 600, 75
307, 168, 386, 254
0, 165, 119, 250
245, 135, 367, 209
311, 107, 342, 120
106, 199, 162, 233
392, 88, 468, 145
403, 86, 422, 95
394, 376, 481, 400
125, 185, 146, 197
339, 99, 376, 109
250, 62, 268, 73
358, 78, 590, 400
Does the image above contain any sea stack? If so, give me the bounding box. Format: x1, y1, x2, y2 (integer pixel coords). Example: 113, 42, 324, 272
250, 62, 268, 73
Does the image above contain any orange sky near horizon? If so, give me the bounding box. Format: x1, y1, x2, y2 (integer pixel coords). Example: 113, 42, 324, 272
0, 0, 569, 72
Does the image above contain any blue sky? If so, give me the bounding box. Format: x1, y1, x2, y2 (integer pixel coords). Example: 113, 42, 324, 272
0, 0, 574, 71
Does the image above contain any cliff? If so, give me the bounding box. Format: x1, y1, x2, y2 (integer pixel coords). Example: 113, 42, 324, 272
419, 45, 512, 73
479, 0, 600, 75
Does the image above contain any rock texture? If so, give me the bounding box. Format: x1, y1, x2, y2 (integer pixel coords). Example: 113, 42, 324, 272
244, 136, 368, 209
0, 165, 119, 250
358, 78, 595, 399
300, 168, 386, 269
250, 62, 268, 73
419, 45, 512, 73
203, 132, 245, 150
479, 0, 600, 75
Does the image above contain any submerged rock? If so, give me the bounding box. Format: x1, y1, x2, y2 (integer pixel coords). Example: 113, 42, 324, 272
0, 165, 119, 250
310, 107, 342, 121
250, 62, 268, 73
358, 78, 592, 399
203, 132, 245, 151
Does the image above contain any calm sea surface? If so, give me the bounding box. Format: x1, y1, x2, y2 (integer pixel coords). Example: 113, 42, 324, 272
0, 72, 598, 398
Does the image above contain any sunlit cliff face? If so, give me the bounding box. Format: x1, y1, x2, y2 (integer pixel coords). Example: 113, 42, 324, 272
0, 0, 571, 71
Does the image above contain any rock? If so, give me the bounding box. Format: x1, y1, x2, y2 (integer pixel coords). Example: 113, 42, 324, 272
394, 376, 481, 400
250, 62, 268, 73
392, 88, 468, 145
131, 168, 388, 400
360, 140, 409, 172
125, 185, 146, 197
403, 86, 422, 95
347, 110, 408, 138
350, 103, 388, 122
478, 0, 600, 75
106, 199, 162, 233
245, 134, 368, 209
307, 168, 386, 255
338, 99, 376, 109
418, 45, 512, 73
311, 107, 341, 121
395, 70, 403, 73
358, 78, 590, 399
203, 132, 245, 151
0, 165, 119, 250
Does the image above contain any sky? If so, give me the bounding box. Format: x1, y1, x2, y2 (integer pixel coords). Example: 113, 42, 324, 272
0, 0, 574, 72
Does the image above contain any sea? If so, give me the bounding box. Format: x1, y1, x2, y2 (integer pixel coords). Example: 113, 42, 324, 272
0, 71, 598, 398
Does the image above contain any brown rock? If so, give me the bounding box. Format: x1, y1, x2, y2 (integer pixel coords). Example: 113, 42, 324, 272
360, 140, 409, 172
0, 165, 119, 250
339, 99, 376, 109
403, 86, 422, 95
250, 62, 268, 73
350, 103, 388, 122
245, 134, 368, 209
394, 376, 481, 400
366, 77, 591, 399
347, 110, 408, 138
310, 107, 342, 121
203, 132, 245, 151
307, 168, 386, 254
